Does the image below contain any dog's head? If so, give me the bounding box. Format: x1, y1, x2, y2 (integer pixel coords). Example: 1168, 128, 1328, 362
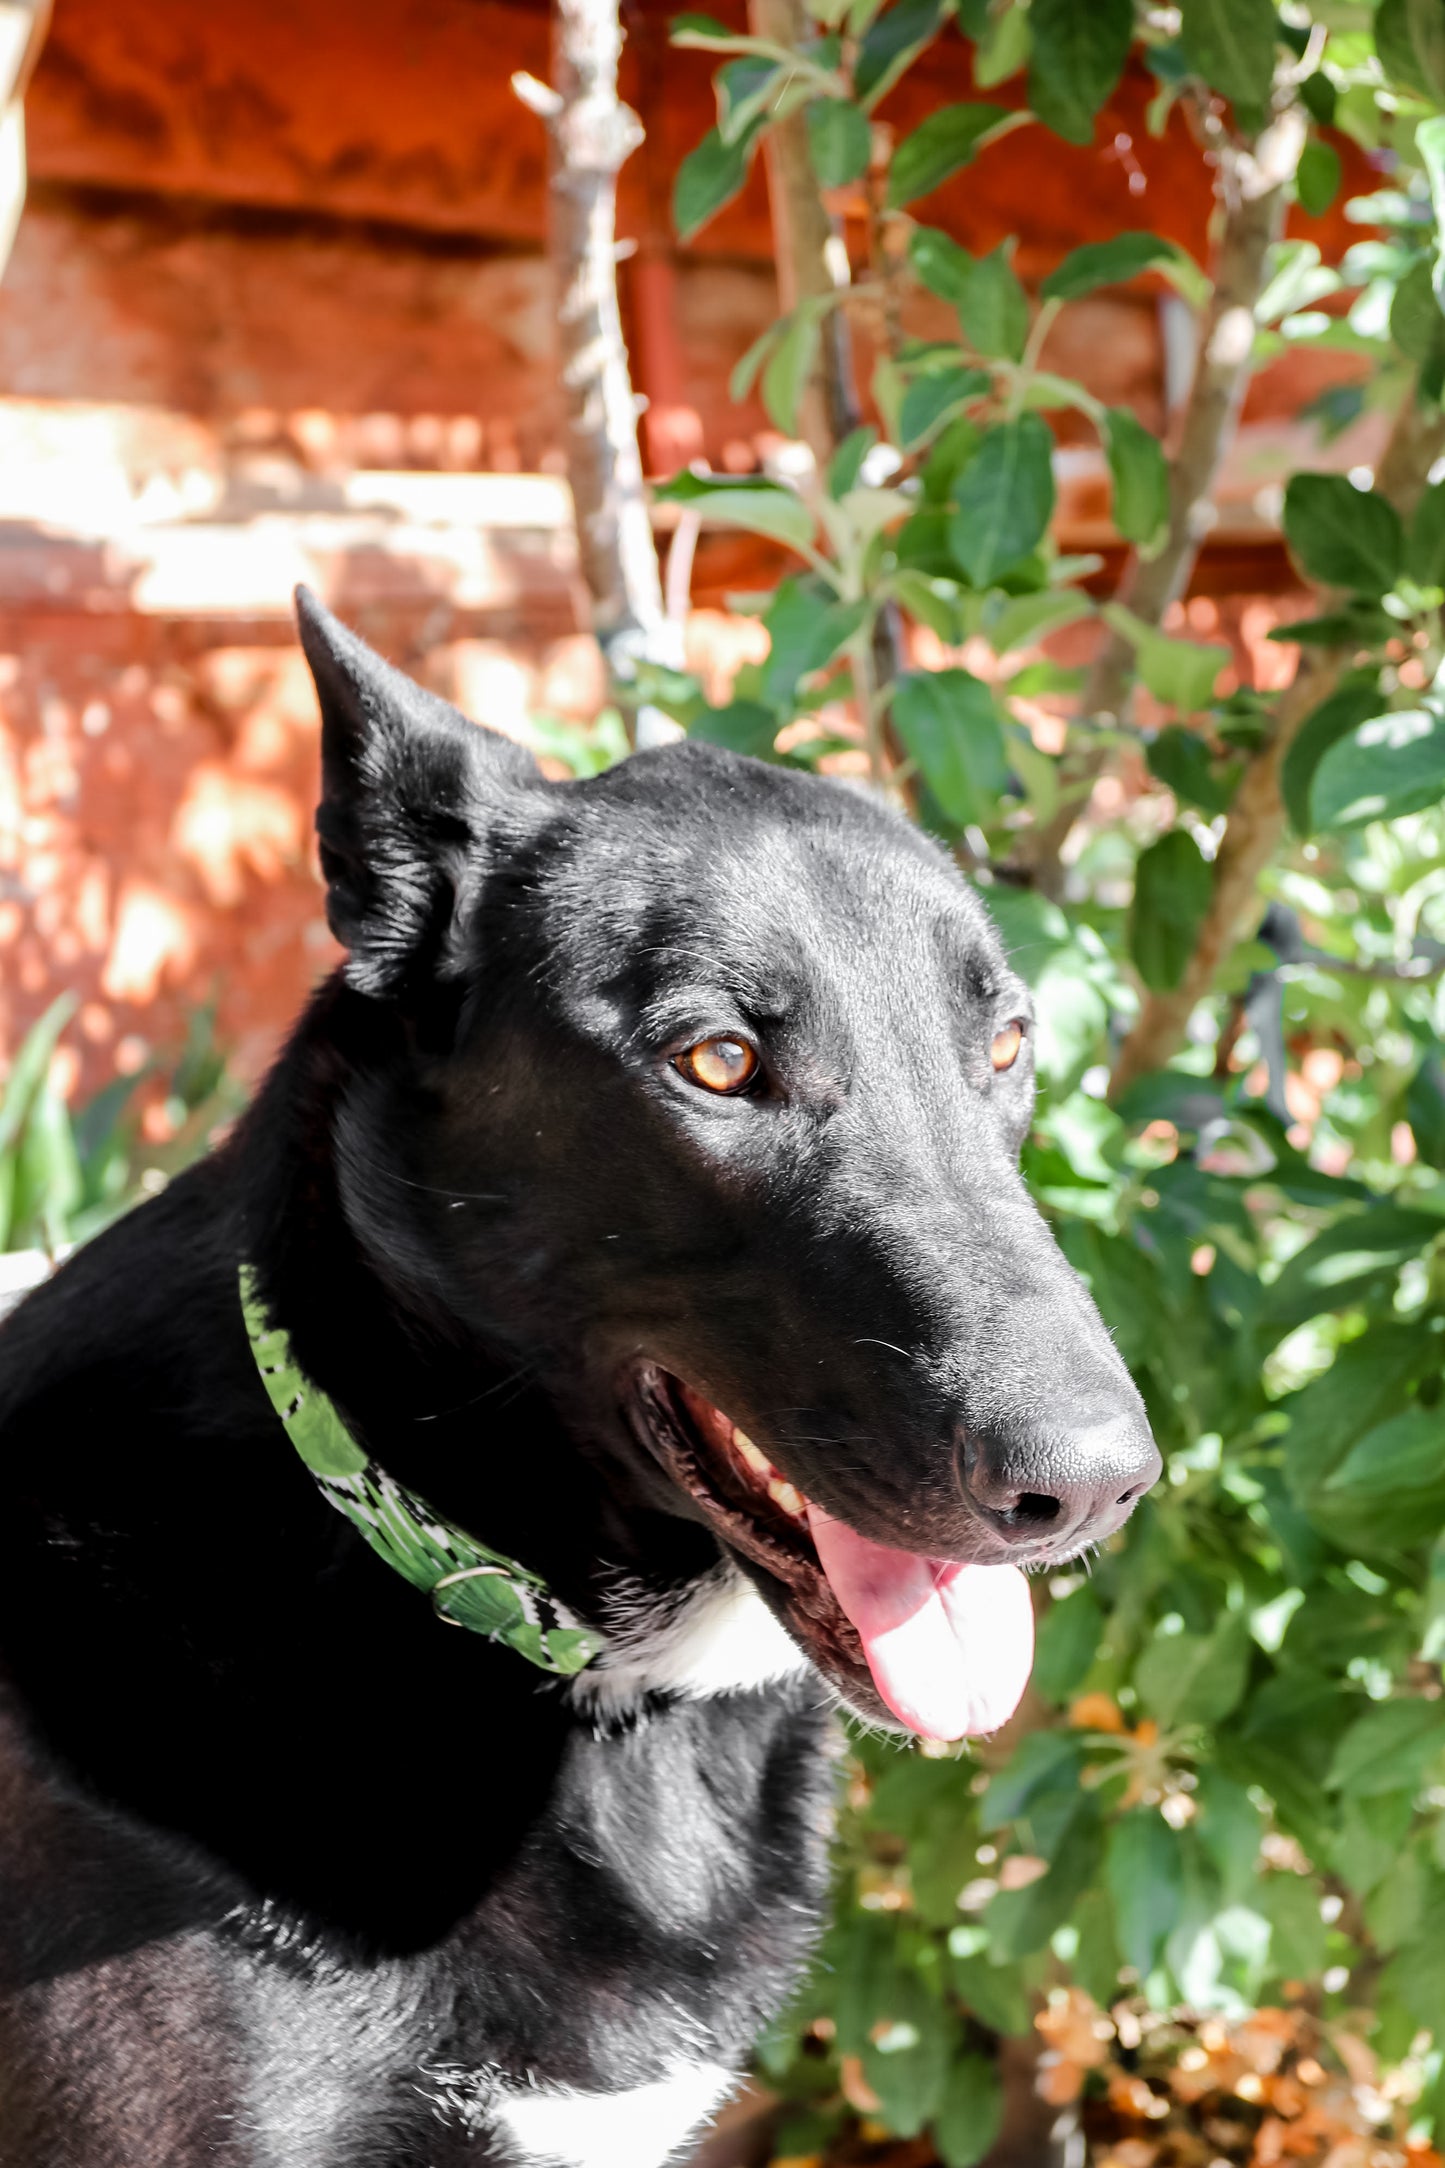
297, 590, 1159, 1742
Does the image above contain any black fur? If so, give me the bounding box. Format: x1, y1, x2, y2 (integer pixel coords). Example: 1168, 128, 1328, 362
0, 591, 1156, 2166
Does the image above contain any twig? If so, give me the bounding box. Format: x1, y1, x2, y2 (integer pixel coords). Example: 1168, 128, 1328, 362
749, 0, 862, 459
513, 0, 680, 748
1022, 98, 1307, 897
1107, 385, 1445, 1100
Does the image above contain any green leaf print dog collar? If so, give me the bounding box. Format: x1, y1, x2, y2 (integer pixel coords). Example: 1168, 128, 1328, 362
239, 1265, 603, 1677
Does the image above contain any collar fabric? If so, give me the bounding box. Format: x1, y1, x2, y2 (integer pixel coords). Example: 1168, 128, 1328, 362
239, 1266, 602, 1677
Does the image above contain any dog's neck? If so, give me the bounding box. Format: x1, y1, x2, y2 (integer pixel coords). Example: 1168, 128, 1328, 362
236, 975, 801, 1710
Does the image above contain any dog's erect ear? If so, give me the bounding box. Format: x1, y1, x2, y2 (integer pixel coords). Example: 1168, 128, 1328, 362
295, 586, 541, 997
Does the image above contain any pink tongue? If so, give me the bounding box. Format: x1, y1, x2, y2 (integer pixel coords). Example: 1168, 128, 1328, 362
806, 1502, 1034, 1742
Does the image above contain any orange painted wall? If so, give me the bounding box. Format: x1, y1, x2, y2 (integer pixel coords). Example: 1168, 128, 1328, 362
0, 0, 1372, 1101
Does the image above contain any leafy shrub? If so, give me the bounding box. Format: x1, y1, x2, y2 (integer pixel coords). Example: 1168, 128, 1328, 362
659, 0, 1445, 2158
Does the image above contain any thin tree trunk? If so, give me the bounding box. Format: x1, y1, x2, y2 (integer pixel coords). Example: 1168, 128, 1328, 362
749, 0, 860, 462
1023, 106, 1306, 897
1107, 384, 1445, 1099
514, 0, 680, 745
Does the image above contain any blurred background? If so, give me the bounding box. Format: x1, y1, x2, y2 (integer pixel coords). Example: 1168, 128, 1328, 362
0, 0, 1365, 1099
11, 8, 1445, 2168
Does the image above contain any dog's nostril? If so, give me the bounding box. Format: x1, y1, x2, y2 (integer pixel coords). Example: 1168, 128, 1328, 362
1117, 1487, 1137, 1506
1009, 1492, 1061, 1527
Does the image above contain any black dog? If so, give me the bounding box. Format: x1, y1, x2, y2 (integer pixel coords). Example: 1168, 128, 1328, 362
0, 591, 1158, 2167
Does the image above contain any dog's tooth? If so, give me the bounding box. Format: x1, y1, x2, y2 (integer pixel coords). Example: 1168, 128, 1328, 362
768, 1477, 806, 1518
734, 1431, 773, 1480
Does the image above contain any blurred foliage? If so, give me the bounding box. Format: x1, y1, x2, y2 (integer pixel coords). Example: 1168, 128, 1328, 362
0, 996, 243, 1261
655, 0, 1445, 2163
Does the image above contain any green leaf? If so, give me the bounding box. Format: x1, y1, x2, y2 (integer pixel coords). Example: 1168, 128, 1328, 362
687, 699, 780, 756
891, 568, 965, 642
908, 225, 975, 304
855, 0, 945, 106
1282, 472, 1403, 597
975, 0, 1030, 88
1027, 0, 1131, 146
674, 121, 763, 240
827, 424, 878, 499
956, 242, 1030, 362
886, 102, 1014, 208
1259, 1871, 1327, 1984
980, 1730, 1083, 1830
668, 12, 742, 45
948, 1939, 1031, 2033
1280, 678, 1386, 834
1264, 1207, 1444, 1332
1324, 1404, 1445, 1498
1178, 0, 1279, 120
858, 1971, 952, 2137
762, 577, 869, 706
1129, 830, 1212, 993
1103, 603, 1228, 711
1297, 136, 1342, 218
1040, 231, 1181, 303
1390, 258, 1445, 368
985, 587, 1093, 656
1330, 1700, 1445, 1798
761, 305, 823, 434
891, 668, 1008, 828
948, 416, 1056, 586
1194, 1771, 1263, 1905
1375, 0, 1445, 101
899, 366, 991, 451
1135, 1614, 1251, 1730
654, 470, 815, 553
1032, 1586, 1103, 1703
986, 1799, 1103, 1959
1408, 1051, 1445, 1167
932, 2053, 1004, 2168
729, 321, 782, 404
1409, 478, 1445, 585
1138, 633, 1228, 713
1146, 725, 1239, 815
1423, 125, 1445, 294
807, 96, 872, 187
1311, 703, 1445, 829
1104, 406, 1169, 551
0, 993, 78, 1162
1106, 1811, 1184, 1976
717, 56, 783, 144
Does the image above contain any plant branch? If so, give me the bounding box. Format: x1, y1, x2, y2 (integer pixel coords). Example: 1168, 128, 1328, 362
1022, 101, 1307, 896
749, 0, 861, 462
514, 0, 679, 746
1108, 384, 1445, 1102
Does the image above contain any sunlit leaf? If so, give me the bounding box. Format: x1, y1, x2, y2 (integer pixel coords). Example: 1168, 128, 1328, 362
654, 470, 815, 552
1311, 704, 1445, 829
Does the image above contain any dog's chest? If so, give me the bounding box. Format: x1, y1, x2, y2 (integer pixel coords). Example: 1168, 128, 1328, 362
486, 2061, 735, 2168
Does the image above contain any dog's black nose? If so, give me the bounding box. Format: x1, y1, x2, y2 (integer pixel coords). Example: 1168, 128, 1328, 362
961, 1414, 1163, 1550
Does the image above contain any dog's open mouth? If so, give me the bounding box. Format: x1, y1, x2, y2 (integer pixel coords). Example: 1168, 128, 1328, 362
627, 1366, 1034, 1742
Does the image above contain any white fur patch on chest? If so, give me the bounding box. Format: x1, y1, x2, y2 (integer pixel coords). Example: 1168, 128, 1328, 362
575, 1561, 809, 1717
490, 2059, 735, 2168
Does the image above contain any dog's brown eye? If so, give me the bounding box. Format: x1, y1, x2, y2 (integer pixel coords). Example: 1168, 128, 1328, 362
991, 1021, 1025, 1073
677, 1036, 759, 1095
